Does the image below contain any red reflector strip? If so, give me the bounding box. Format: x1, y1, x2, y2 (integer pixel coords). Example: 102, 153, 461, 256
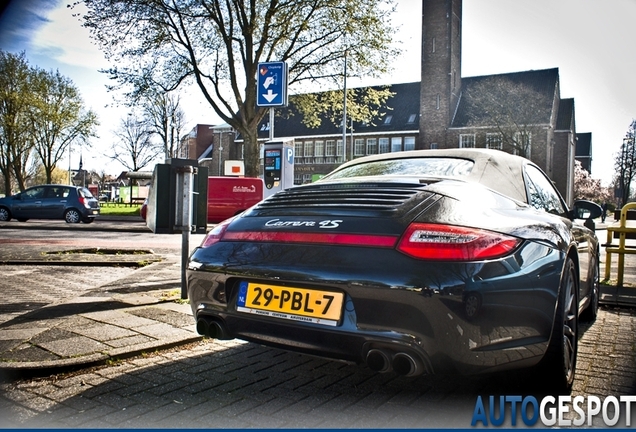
223, 231, 398, 248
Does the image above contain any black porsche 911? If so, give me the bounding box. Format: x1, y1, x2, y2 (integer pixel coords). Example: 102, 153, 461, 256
186, 148, 602, 393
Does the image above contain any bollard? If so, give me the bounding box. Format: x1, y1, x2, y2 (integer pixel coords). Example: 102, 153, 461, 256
603, 202, 636, 286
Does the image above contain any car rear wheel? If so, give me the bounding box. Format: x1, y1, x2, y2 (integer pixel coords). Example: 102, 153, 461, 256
538, 257, 578, 394
64, 209, 82, 223
581, 255, 600, 322
0, 207, 10, 222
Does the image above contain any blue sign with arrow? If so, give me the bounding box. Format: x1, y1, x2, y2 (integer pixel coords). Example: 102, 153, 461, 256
257, 62, 288, 107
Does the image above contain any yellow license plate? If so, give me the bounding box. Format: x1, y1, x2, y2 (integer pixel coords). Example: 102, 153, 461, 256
236, 281, 344, 326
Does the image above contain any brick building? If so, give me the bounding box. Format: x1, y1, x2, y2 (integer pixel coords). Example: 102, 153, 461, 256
193, 0, 592, 204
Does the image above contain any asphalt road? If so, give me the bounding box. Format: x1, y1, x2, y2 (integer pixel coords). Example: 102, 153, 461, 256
0, 219, 634, 428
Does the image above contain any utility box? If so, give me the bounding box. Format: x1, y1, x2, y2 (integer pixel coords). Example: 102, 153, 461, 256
146, 159, 208, 234
262, 139, 294, 198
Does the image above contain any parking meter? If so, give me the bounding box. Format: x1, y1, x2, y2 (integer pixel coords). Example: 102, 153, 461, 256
146, 159, 208, 234
262, 139, 294, 198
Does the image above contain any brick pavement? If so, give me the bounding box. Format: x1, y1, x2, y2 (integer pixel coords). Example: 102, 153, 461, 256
0, 219, 634, 428
0, 304, 634, 428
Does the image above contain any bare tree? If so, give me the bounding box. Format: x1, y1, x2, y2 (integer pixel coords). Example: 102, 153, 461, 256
614, 120, 636, 208
110, 114, 162, 172
29, 68, 99, 184
461, 76, 551, 158
143, 92, 186, 161
77, 0, 399, 176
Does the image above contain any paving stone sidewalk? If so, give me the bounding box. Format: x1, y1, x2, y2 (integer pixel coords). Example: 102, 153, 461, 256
0, 245, 203, 381
0, 220, 634, 383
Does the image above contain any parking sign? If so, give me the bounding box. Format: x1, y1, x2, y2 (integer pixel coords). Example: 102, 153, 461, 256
257, 62, 288, 107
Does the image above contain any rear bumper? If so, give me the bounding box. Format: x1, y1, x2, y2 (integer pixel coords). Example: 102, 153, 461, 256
187, 240, 564, 376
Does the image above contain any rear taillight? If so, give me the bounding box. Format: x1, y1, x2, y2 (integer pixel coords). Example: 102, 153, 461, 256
78, 196, 88, 207
200, 218, 232, 248
397, 223, 520, 261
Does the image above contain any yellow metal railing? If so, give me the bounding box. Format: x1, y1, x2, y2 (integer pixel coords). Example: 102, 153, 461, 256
603, 202, 636, 286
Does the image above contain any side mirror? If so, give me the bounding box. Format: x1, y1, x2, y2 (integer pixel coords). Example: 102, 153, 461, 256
570, 200, 603, 231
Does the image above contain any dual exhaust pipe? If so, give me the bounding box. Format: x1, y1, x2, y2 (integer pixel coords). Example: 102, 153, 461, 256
196, 316, 229, 340
198, 317, 426, 377
366, 348, 427, 377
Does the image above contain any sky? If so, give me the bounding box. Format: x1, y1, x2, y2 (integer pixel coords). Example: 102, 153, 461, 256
0, 0, 634, 186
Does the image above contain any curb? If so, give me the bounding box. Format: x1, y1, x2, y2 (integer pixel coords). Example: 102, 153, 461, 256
0, 260, 160, 267
0, 335, 204, 382
0, 216, 150, 233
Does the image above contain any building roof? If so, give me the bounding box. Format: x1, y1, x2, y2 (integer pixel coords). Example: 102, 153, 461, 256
556, 98, 575, 131
576, 133, 592, 157
451, 68, 559, 128
258, 82, 420, 140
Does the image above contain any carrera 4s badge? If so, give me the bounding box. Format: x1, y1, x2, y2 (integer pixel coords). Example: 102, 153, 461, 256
265, 219, 343, 229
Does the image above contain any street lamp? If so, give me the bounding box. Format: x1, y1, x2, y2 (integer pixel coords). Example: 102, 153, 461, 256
68, 144, 72, 185
218, 131, 224, 176
342, 48, 347, 161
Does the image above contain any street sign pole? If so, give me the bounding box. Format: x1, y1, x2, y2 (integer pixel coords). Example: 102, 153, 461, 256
269, 107, 274, 141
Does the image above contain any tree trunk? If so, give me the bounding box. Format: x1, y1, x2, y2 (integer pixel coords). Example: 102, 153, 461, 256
243, 132, 261, 178
1, 168, 11, 196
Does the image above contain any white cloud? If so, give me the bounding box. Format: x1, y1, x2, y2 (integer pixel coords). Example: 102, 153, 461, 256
31, 3, 109, 70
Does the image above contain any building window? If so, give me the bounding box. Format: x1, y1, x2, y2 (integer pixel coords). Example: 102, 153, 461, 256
407, 114, 417, 124
404, 137, 415, 151
432, 37, 436, 53
431, 143, 438, 149
294, 141, 303, 164
325, 140, 335, 156
302, 174, 312, 184
304, 140, 314, 158
436, 94, 440, 110
315, 140, 324, 164
336, 139, 344, 163
354, 138, 365, 156
325, 140, 336, 163
294, 174, 303, 185
486, 133, 503, 150
459, 134, 475, 148
391, 137, 402, 152
379, 138, 390, 154
383, 115, 393, 125
513, 132, 531, 158
366, 138, 377, 155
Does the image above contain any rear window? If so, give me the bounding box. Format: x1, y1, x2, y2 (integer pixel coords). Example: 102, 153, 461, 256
79, 187, 94, 198
322, 157, 475, 180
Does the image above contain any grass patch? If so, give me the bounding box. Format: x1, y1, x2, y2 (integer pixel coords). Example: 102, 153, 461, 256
99, 203, 141, 216
45, 248, 153, 255
160, 288, 190, 304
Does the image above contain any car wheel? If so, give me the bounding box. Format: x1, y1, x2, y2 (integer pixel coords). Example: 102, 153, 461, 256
538, 257, 578, 394
580, 255, 599, 322
82, 217, 95, 224
0, 207, 11, 221
463, 292, 481, 319
64, 209, 82, 223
